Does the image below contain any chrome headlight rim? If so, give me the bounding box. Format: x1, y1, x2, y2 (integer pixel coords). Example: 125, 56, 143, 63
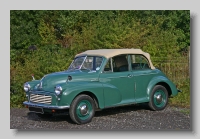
24, 82, 30, 92
55, 85, 62, 95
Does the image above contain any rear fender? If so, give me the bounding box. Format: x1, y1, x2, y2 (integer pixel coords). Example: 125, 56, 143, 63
147, 76, 178, 100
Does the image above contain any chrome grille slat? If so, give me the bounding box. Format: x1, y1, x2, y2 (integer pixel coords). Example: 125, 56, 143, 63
30, 94, 52, 104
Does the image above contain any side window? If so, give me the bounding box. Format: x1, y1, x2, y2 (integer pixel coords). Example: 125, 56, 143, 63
113, 55, 129, 72
104, 58, 112, 72
130, 55, 150, 70
103, 55, 129, 72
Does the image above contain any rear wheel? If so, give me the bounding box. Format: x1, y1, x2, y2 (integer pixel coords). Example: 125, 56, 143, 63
148, 85, 168, 111
69, 95, 95, 124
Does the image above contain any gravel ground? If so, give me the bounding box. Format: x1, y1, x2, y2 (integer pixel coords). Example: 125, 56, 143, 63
10, 104, 190, 130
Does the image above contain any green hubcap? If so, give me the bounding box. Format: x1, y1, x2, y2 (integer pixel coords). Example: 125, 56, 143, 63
76, 100, 92, 120
153, 90, 166, 108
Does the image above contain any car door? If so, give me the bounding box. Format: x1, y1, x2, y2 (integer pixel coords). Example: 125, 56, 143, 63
99, 54, 135, 107
130, 54, 156, 103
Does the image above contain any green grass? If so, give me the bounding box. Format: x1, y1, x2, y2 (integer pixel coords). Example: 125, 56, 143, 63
168, 79, 190, 108
180, 109, 190, 115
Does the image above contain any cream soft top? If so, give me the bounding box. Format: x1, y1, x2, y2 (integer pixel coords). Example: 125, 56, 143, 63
75, 49, 155, 69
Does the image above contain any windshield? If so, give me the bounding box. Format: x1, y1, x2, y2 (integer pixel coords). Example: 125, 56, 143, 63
68, 56, 103, 71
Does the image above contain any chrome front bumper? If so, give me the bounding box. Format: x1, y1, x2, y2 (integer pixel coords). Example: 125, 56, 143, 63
23, 101, 70, 109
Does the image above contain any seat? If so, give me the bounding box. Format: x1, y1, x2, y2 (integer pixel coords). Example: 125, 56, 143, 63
113, 56, 128, 72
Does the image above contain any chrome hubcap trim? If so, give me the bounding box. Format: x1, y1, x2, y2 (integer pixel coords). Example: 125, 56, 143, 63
79, 104, 88, 115
156, 94, 162, 103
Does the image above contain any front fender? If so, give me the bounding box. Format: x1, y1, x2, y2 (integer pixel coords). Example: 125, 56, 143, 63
26, 80, 40, 92
147, 76, 178, 100
58, 82, 105, 109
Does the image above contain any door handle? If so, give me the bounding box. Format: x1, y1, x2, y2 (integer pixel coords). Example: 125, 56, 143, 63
127, 74, 133, 78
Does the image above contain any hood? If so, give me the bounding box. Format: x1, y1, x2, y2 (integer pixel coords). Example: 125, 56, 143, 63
39, 69, 98, 90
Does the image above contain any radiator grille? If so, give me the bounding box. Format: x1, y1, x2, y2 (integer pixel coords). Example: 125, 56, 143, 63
30, 94, 52, 104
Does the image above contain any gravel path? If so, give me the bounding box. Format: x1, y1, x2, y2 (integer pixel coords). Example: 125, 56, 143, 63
10, 104, 190, 130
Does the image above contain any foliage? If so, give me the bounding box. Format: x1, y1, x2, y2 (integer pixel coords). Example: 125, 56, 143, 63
10, 10, 190, 108
169, 78, 190, 108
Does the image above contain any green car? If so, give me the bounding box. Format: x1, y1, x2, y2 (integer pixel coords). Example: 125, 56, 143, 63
23, 49, 181, 124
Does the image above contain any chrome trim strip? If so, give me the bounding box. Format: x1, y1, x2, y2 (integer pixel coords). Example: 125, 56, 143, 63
133, 73, 157, 76
23, 101, 70, 109
103, 76, 128, 79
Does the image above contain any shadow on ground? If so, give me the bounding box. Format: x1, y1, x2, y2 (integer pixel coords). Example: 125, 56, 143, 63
25, 103, 151, 124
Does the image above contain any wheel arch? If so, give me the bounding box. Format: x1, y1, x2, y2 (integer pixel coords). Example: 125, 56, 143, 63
155, 82, 172, 97
147, 76, 175, 100
73, 91, 100, 110
62, 82, 105, 109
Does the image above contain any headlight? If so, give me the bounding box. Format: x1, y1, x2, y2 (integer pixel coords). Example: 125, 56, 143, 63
55, 85, 62, 95
24, 82, 30, 92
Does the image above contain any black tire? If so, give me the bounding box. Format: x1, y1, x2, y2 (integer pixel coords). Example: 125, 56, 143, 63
148, 85, 168, 111
69, 95, 95, 124
36, 113, 52, 118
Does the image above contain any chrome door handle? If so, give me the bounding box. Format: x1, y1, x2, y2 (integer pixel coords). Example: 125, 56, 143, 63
127, 74, 133, 78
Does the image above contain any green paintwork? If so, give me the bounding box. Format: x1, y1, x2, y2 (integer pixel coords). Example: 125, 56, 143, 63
24, 53, 179, 113
99, 71, 134, 107
27, 80, 40, 90
147, 74, 178, 98
132, 69, 157, 103
60, 81, 105, 109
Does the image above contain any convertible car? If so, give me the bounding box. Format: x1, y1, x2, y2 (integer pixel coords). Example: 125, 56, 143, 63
23, 49, 181, 124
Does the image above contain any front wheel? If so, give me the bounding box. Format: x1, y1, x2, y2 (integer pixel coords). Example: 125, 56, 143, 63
148, 85, 168, 111
69, 95, 95, 124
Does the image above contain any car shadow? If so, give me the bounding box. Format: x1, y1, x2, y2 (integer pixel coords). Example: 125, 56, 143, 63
25, 112, 75, 124
24, 103, 151, 124
95, 103, 151, 117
